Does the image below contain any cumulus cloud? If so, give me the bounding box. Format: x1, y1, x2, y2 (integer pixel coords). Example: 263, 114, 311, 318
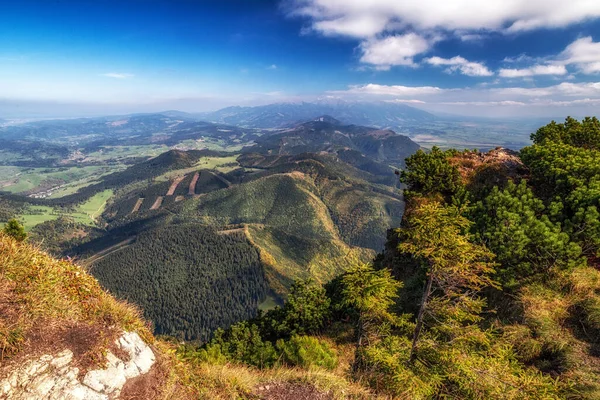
101, 73, 134, 79
287, 1, 600, 73
287, 0, 600, 38
425, 56, 493, 76
331, 83, 444, 96
326, 81, 600, 113
359, 34, 430, 68
498, 64, 568, 77
559, 36, 600, 74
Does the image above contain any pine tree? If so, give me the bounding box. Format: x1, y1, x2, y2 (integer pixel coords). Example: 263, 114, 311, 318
397, 201, 497, 362
3, 218, 26, 242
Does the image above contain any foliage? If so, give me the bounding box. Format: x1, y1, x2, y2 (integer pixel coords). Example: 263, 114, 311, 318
3, 218, 26, 242
470, 180, 584, 288
259, 279, 331, 340
530, 116, 600, 149
400, 147, 463, 200
522, 117, 600, 260
190, 280, 337, 370
276, 335, 338, 370
398, 202, 497, 330
92, 223, 269, 341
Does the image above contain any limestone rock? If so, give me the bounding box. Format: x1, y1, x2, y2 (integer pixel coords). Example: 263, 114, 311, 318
0, 331, 155, 399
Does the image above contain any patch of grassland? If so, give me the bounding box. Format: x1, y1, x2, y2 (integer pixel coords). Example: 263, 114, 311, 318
155, 155, 240, 182
47, 179, 103, 198
0, 166, 116, 194
176, 139, 246, 152
15, 190, 114, 230
257, 295, 280, 312
70, 189, 114, 224
19, 206, 60, 231
84, 145, 170, 161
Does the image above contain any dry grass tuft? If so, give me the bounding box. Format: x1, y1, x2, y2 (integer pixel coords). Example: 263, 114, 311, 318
0, 232, 152, 363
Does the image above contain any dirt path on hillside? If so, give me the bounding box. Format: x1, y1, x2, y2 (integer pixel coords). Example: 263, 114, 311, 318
256, 383, 333, 400
166, 176, 185, 196
81, 238, 135, 267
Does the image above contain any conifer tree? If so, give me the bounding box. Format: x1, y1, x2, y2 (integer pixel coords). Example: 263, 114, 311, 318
397, 202, 497, 362
3, 218, 26, 242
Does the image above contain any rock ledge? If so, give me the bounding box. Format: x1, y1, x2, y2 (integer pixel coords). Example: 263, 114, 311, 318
0, 331, 155, 400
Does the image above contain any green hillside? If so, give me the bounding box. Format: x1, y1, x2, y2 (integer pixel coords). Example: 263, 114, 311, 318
92, 224, 268, 341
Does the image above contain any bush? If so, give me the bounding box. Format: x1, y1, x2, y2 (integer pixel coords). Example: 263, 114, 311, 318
276, 335, 338, 370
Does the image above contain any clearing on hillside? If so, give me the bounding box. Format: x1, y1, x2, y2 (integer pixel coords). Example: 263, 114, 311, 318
150, 196, 164, 210
189, 172, 199, 195
166, 175, 185, 196
131, 198, 144, 214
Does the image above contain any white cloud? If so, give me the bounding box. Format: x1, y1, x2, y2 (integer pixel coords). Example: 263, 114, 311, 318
287, 0, 600, 38
559, 36, 600, 73
386, 99, 427, 104
101, 73, 134, 79
312, 14, 390, 38
439, 100, 527, 106
267, 64, 278, 70
425, 56, 493, 76
359, 34, 430, 68
498, 64, 568, 77
328, 81, 600, 106
332, 83, 444, 96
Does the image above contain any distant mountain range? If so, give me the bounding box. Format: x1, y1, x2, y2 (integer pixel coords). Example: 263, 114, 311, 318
248, 116, 420, 167
196, 101, 436, 129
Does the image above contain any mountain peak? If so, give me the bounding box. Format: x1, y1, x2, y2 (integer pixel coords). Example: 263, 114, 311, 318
312, 115, 342, 125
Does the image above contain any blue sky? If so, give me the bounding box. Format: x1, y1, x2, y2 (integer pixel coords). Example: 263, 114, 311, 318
2, 0, 600, 118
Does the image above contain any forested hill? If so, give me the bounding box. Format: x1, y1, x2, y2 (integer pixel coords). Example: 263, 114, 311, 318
68, 149, 406, 341
247, 117, 421, 166
178, 117, 600, 399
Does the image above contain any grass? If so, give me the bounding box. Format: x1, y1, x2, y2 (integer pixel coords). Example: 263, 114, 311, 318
0, 165, 118, 195
47, 179, 103, 198
258, 295, 280, 312
84, 145, 171, 161
14, 190, 114, 231
168, 335, 381, 400
19, 206, 60, 231
155, 155, 240, 182
70, 189, 113, 224
0, 232, 151, 361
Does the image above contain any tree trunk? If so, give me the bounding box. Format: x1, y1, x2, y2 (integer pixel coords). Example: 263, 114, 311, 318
410, 273, 433, 363
352, 314, 364, 373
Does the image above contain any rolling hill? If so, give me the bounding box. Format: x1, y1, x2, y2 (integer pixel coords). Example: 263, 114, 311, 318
61, 147, 409, 340
248, 116, 421, 166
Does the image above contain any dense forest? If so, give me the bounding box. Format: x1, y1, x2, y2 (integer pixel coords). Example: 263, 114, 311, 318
180, 117, 600, 399
92, 223, 269, 340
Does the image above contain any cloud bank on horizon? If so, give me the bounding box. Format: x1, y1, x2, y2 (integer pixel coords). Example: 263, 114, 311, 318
1, 0, 600, 118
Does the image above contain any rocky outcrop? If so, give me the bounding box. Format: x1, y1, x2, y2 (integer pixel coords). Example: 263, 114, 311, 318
0, 332, 155, 400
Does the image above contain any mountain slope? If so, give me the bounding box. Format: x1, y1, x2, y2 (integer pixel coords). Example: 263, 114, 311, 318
0, 233, 376, 400
202, 101, 436, 129
248, 118, 420, 167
